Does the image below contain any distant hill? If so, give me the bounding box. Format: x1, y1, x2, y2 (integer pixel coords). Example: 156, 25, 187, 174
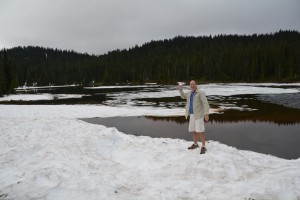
1, 30, 300, 91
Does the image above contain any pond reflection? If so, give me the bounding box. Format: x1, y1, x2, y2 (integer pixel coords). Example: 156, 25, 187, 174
145, 114, 300, 125
81, 115, 300, 159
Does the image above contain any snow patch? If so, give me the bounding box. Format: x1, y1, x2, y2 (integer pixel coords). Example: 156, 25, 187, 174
0, 94, 83, 102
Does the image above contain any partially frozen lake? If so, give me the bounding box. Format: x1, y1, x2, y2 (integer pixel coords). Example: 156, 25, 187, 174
1, 83, 300, 199
2, 83, 300, 159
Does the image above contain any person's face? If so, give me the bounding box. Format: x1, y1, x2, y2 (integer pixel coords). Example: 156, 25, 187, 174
190, 81, 197, 91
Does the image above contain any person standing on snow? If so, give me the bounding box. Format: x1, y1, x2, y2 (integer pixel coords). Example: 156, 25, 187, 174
178, 80, 210, 154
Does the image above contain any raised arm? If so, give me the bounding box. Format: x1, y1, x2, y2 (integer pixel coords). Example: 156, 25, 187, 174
178, 86, 187, 99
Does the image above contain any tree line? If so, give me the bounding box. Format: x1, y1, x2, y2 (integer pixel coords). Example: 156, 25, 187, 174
0, 50, 17, 96
1, 30, 299, 95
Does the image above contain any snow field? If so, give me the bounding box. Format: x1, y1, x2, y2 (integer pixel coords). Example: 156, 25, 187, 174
0, 105, 300, 199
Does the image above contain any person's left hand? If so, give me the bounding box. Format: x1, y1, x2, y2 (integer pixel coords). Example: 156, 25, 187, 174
204, 114, 209, 122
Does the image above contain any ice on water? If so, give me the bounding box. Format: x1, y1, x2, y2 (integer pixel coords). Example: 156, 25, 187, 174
1, 83, 299, 102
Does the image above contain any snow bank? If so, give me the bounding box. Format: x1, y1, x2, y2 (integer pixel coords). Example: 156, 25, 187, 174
201, 83, 299, 96
0, 105, 299, 199
84, 85, 158, 89
15, 84, 78, 90
0, 94, 83, 102
0, 94, 54, 101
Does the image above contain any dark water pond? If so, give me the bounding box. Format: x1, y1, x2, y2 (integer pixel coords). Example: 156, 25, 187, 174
80, 92, 300, 160
81, 115, 300, 160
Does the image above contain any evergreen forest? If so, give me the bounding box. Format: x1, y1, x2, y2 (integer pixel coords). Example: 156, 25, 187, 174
1, 30, 299, 96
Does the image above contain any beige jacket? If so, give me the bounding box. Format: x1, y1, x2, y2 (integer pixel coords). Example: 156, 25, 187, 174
180, 89, 210, 120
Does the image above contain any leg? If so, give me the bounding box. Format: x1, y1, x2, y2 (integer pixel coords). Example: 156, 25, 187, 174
188, 132, 199, 149
193, 131, 198, 145
198, 120, 207, 154
188, 115, 199, 149
200, 132, 206, 147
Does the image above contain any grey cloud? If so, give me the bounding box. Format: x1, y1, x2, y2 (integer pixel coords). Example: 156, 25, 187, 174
0, 0, 299, 54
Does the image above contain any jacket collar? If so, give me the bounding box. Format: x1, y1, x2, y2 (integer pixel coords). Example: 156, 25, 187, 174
190, 89, 199, 94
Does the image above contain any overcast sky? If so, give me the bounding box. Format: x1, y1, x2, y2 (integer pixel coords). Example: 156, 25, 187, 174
0, 0, 299, 55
